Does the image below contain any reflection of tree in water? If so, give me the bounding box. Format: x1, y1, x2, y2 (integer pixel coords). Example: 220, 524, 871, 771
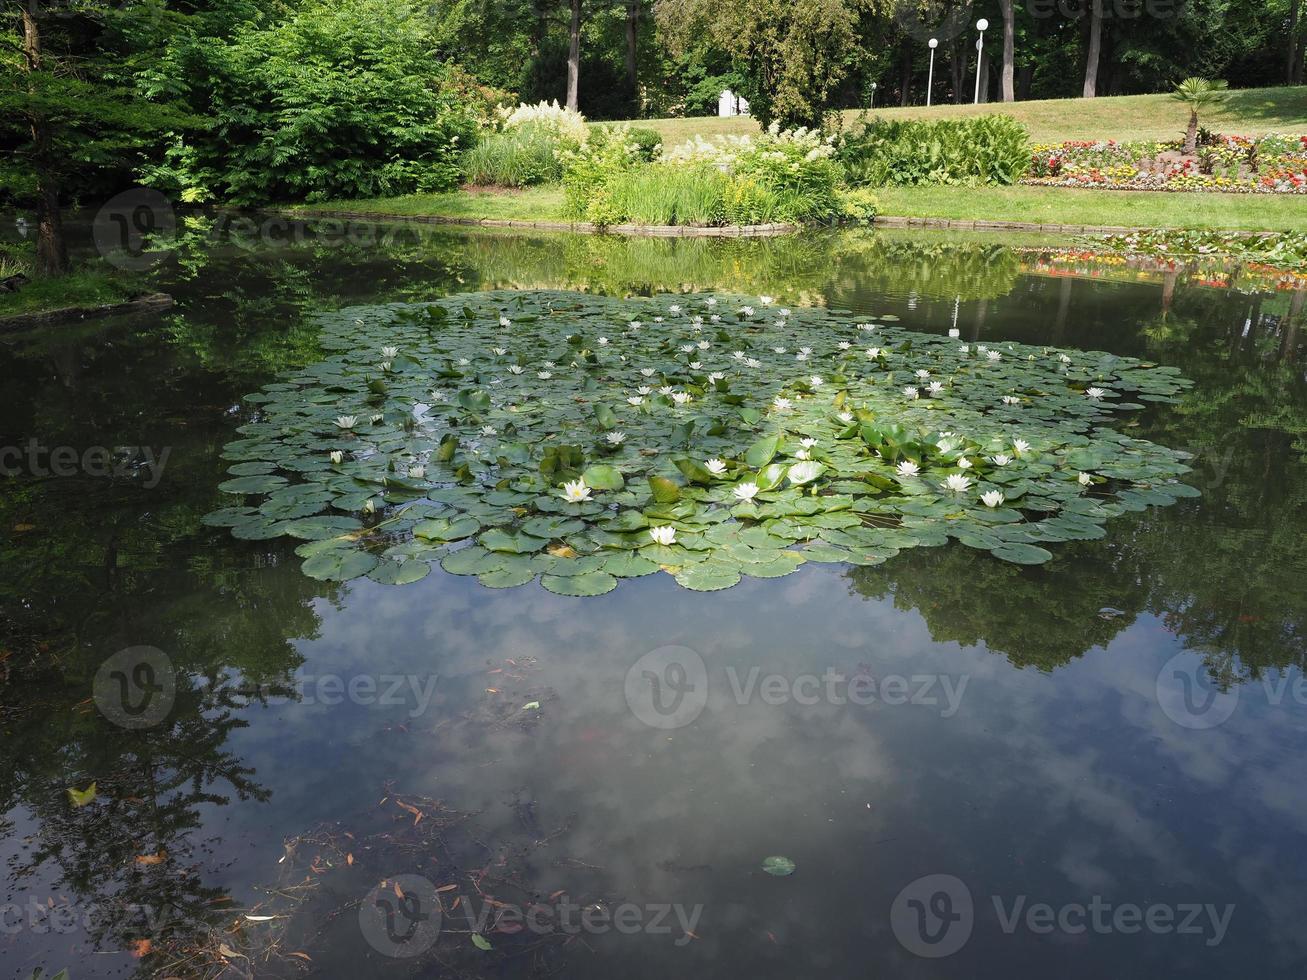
844, 536, 1143, 672
842, 278, 1307, 684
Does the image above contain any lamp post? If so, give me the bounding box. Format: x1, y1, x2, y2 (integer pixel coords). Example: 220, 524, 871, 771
927, 38, 938, 107
973, 19, 989, 105
869, 81, 878, 109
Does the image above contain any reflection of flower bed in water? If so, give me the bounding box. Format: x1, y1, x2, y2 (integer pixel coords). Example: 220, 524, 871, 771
1017, 237, 1307, 291
206, 291, 1196, 593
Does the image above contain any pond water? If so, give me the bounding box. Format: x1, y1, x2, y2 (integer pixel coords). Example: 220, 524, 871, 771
2, 219, 1306, 979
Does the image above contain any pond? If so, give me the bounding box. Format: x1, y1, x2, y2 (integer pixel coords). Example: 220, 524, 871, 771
2, 219, 1306, 979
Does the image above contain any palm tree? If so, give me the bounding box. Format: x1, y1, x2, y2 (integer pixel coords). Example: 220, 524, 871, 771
1172, 77, 1230, 155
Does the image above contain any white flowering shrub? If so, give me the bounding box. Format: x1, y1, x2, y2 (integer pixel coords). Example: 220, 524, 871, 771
496, 100, 589, 146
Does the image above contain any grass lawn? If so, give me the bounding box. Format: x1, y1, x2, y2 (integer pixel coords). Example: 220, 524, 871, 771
295, 186, 568, 222
874, 185, 1307, 232
0, 267, 142, 319
627, 85, 1307, 146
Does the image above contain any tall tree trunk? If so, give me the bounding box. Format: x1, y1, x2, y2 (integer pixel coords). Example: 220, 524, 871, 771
624, 0, 638, 101
1082, 0, 1103, 98
950, 37, 964, 104
20, 4, 68, 276
1184, 110, 1199, 155
1289, 0, 1303, 83
999, 0, 1015, 102
566, 0, 581, 111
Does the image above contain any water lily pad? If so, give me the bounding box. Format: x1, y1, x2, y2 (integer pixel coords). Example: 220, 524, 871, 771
540, 571, 619, 596
762, 856, 796, 876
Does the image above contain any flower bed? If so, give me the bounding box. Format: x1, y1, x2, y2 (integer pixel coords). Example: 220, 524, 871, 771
1024, 134, 1307, 194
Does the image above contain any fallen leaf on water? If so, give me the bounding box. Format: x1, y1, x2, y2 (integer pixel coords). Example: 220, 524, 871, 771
66, 783, 97, 807
547, 544, 577, 559
12, 523, 35, 533
471, 934, 493, 951
130, 938, 152, 958
243, 914, 279, 922
134, 852, 167, 866
436, 884, 458, 893
346, 853, 354, 865
521, 701, 540, 711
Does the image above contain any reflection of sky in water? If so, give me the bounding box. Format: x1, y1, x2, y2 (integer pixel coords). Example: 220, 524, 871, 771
3, 224, 1307, 978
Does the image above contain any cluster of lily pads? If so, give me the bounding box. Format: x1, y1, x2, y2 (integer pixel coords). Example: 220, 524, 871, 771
204, 290, 1196, 595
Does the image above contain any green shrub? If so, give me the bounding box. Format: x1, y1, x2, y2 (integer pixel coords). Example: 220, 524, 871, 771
462, 125, 563, 187
158, 0, 479, 204
626, 127, 664, 162
560, 126, 642, 219
838, 115, 1031, 187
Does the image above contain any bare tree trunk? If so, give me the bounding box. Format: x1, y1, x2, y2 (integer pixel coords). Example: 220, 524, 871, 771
1289, 0, 1303, 84
999, 0, 1015, 102
566, 0, 581, 111
624, 0, 638, 100
20, 5, 68, 277
1082, 0, 1103, 98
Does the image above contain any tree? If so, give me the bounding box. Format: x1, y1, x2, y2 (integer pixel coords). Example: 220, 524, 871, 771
2, 1, 191, 277
655, 0, 885, 129
1172, 76, 1230, 154
566, 0, 582, 108
998, 0, 1015, 102
1082, 0, 1103, 97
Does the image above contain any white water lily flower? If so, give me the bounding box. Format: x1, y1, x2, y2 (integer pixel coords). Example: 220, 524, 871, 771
800, 437, 817, 448
705, 458, 727, 475
641, 368, 657, 377
903, 386, 919, 399
936, 437, 959, 453
653, 316, 663, 323
636, 385, 652, 395
778, 308, 791, 317
958, 456, 973, 469
329, 450, 344, 464
680, 344, 696, 353
335, 415, 357, 430
627, 396, 644, 406
492, 347, 508, 356
789, 461, 821, 484
987, 350, 1002, 362
629, 320, 642, 329
896, 460, 920, 477
706, 297, 717, 306
773, 396, 793, 411
457, 358, 470, 366
772, 346, 787, 354
689, 361, 703, 370
745, 357, 761, 368
1078, 471, 1093, 486
669, 304, 682, 314
649, 525, 677, 546
1013, 438, 1032, 455
740, 306, 754, 317
408, 466, 426, 479
1085, 387, 1106, 400
941, 474, 972, 493
915, 369, 931, 379
733, 482, 760, 501
959, 345, 970, 354
948, 328, 960, 339
733, 351, 746, 360
838, 341, 852, 350
759, 295, 774, 305
867, 347, 882, 358
981, 490, 1004, 508
364, 498, 376, 514
381, 346, 399, 359
672, 392, 692, 405
597, 337, 609, 345
562, 479, 592, 503
380, 360, 393, 373
809, 376, 824, 387
990, 454, 1012, 466
606, 431, 626, 445
481, 426, 497, 436
708, 371, 725, 383
795, 352, 809, 361
542, 361, 556, 368
658, 385, 674, 395
499, 316, 512, 327
537, 371, 553, 379
838, 411, 855, 423
928, 381, 944, 396
1059, 353, 1072, 364
430, 389, 447, 401
795, 449, 811, 460
508, 365, 524, 374
977, 345, 988, 353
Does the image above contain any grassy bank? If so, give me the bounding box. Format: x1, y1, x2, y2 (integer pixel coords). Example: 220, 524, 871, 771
873, 186, 1307, 232
630, 85, 1307, 147
295, 186, 568, 222
0, 267, 142, 318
